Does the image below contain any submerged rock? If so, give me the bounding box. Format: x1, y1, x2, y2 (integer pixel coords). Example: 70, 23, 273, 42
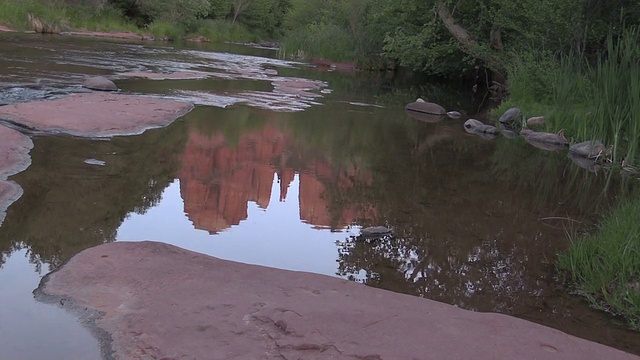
520, 128, 569, 151
499, 107, 521, 125
569, 140, 607, 159
38, 241, 639, 360
361, 226, 393, 238
82, 76, 118, 91
405, 99, 446, 116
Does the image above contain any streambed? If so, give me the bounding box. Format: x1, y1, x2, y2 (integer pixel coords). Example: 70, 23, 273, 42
0, 32, 639, 359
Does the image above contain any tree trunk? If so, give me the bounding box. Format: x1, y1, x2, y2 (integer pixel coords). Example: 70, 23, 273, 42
434, 1, 506, 78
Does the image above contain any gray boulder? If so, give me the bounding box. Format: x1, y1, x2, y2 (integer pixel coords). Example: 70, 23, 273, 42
82, 76, 118, 91
520, 129, 569, 151
499, 107, 521, 124
464, 119, 498, 140
569, 140, 607, 159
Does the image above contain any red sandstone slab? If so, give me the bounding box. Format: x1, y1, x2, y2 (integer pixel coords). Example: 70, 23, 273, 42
0, 93, 194, 137
0, 126, 32, 226
39, 241, 639, 360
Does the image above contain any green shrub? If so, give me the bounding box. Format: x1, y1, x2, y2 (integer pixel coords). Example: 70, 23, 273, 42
558, 193, 640, 330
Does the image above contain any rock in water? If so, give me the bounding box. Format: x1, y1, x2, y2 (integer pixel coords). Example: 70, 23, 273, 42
569, 140, 607, 159
405, 100, 446, 116
464, 119, 498, 140
520, 129, 569, 151
499, 107, 521, 124
446, 111, 462, 119
361, 226, 393, 237
82, 76, 118, 91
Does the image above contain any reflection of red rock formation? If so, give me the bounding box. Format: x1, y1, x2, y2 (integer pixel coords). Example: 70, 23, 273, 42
299, 161, 375, 229
179, 125, 374, 233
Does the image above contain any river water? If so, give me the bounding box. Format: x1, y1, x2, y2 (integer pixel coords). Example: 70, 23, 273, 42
0, 32, 639, 359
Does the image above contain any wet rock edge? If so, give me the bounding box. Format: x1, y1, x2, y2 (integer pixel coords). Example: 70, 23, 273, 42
34, 262, 116, 360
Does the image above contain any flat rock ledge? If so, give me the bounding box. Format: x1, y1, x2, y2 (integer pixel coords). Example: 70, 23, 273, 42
0, 92, 194, 137
0, 126, 33, 226
39, 241, 638, 360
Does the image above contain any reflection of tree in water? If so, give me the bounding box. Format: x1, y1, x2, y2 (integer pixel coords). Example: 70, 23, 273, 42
0, 121, 186, 270
329, 114, 626, 317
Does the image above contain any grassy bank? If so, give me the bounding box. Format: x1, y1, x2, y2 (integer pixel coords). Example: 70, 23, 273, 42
557, 192, 640, 330
0, 0, 137, 33
495, 27, 640, 166
0, 0, 255, 42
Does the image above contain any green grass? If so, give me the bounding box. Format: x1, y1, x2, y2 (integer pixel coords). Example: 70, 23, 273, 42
557, 193, 640, 330
0, 0, 137, 33
146, 20, 184, 41
186, 19, 254, 42
278, 23, 358, 63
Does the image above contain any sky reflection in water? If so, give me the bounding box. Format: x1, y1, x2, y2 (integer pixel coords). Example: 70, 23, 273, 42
117, 176, 355, 277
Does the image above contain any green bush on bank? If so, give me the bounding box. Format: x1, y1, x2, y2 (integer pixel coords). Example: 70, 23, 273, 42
557, 193, 640, 330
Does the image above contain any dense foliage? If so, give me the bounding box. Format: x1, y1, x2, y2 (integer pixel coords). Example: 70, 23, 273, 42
3, 0, 638, 76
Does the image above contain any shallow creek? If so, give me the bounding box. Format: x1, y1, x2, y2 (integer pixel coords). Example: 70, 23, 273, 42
0, 32, 639, 359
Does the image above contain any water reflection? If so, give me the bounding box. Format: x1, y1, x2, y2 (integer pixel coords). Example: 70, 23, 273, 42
0, 249, 100, 360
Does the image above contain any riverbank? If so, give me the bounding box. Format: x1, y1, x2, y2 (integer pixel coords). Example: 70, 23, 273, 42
39, 240, 640, 360
491, 27, 640, 330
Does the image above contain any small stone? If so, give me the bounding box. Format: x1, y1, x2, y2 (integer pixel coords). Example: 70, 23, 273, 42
526, 116, 545, 128
361, 226, 392, 237
446, 111, 462, 119
84, 158, 106, 166
82, 76, 118, 91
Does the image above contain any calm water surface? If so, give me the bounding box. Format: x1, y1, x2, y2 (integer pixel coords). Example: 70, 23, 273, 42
0, 32, 639, 359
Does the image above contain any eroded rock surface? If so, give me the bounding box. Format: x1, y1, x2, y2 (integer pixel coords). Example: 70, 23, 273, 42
39, 241, 639, 360
0, 126, 33, 226
0, 93, 194, 137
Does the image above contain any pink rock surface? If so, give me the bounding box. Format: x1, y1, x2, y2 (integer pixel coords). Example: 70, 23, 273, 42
40, 241, 638, 360
0, 126, 33, 226
0, 125, 33, 179
0, 93, 194, 137
0, 180, 22, 226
